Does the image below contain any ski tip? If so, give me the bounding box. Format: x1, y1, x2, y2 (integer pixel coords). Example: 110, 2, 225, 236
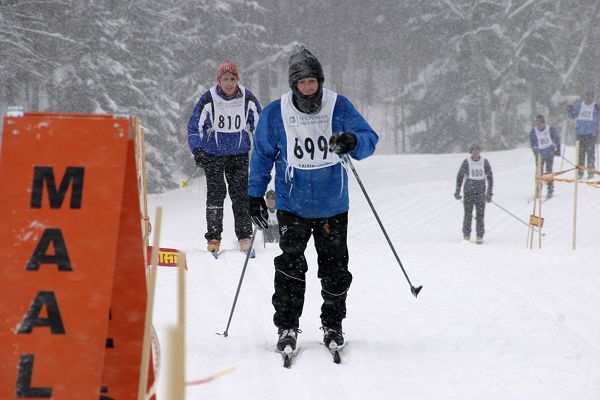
283, 356, 292, 368
282, 345, 293, 368
332, 350, 341, 364
412, 285, 423, 298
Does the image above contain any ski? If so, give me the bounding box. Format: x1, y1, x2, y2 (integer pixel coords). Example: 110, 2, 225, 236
211, 248, 256, 259
527, 196, 551, 204
328, 342, 343, 364
281, 345, 294, 368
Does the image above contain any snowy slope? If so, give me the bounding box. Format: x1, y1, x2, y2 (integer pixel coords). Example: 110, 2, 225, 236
149, 146, 600, 400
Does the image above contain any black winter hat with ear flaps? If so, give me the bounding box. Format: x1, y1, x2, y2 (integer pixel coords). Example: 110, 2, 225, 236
288, 43, 325, 114
288, 44, 324, 88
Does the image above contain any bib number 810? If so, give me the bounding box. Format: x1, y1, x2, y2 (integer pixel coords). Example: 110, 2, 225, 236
218, 115, 242, 130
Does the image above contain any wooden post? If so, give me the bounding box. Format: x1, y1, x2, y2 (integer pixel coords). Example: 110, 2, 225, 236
573, 140, 580, 250
528, 155, 542, 249
165, 250, 186, 398
532, 154, 544, 249
138, 127, 151, 248
138, 207, 161, 400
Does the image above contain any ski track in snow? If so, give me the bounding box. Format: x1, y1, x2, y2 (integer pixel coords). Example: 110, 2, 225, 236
150, 146, 600, 399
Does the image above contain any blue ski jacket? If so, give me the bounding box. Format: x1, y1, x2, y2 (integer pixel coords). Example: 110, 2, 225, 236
566, 100, 600, 137
248, 93, 378, 219
187, 85, 261, 156
529, 125, 561, 160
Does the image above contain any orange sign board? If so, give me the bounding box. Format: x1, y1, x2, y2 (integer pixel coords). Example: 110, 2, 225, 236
0, 113, 149, 399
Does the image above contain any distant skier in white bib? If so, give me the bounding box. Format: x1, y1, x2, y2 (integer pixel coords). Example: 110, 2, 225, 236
529, 114, 560, 199
566, 89, 600, 179
454, 144, 494, 244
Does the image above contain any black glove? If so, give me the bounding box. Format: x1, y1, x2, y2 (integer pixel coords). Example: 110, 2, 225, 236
248, 196, 268, 230
485, 193, 492, 203
454, 192, 462, 200
193, 148, 211, 168
566, 104, 574, 113
554, 149, 561, 156
329, 132, 357, 154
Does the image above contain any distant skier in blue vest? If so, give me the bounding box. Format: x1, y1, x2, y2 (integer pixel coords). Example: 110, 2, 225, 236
566, 89, 600, 179
454, 145, 493, 244
529, 114, 561, 199
247, 44, 378, 354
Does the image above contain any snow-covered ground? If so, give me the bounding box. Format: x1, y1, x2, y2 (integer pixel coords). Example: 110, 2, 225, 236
149, 146, 600, 400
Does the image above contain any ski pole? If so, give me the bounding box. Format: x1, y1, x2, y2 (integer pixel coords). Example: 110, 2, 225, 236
560, 118, 568, 170
558, 154, 576, 168
220, 226, 259, 337
490, 200, 545, 236
344, 156, 422, 298
180, 168, 200, 188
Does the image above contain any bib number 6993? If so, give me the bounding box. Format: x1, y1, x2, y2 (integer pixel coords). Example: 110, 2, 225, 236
294, 136, 329, 160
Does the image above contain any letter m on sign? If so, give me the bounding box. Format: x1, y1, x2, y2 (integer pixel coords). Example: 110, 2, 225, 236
30, 167, 85, 209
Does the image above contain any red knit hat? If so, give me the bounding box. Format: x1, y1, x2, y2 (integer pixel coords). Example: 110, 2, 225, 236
216, 60, 239, 82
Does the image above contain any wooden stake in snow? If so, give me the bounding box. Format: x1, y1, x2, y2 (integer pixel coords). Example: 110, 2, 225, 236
572, 140, 580, 250
138, 207, 161, 400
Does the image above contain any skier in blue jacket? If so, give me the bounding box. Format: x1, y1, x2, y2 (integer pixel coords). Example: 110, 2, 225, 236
247, 45, 378, 354
187, 60, 261, 254
529, 114, 561, 199
566, 89, 600, 179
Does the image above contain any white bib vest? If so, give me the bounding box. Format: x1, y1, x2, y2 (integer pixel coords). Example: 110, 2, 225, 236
210, 85, 247, 133
578, 102, 595, 121
281, 88, 339, 170
535, 125, 553, 149
467, 157, 486, 181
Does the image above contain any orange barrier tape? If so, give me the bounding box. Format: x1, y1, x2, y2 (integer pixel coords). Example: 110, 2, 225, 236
540, 166, 600, 187
186, 367, 235, 386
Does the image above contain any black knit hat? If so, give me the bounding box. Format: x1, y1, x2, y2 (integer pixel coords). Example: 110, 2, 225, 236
288, 44, 324, 88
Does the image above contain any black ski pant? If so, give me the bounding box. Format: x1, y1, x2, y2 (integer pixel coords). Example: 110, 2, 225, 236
202, 153, 252, 242
463, 191, 485, 238
538, 157, 554, 194
576, 135, 596, 173
272, 211, 352, 332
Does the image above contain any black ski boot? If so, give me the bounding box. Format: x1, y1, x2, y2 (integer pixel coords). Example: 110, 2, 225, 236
322, 326, 344, 348
277, 328, 300, 352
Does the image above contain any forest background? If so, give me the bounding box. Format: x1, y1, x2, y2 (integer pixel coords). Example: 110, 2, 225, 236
2, 0, 598, 192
